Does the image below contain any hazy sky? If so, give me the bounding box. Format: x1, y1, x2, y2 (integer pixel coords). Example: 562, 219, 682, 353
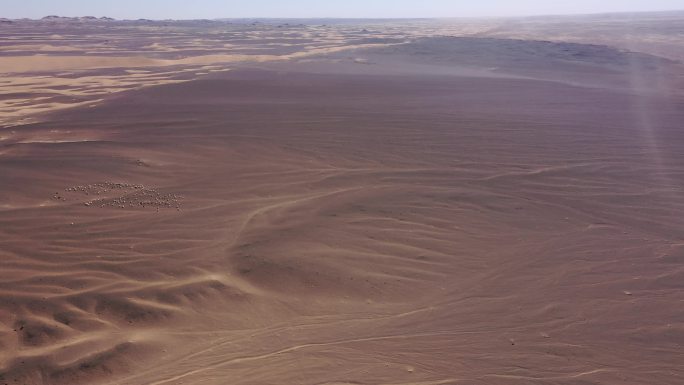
3, 0, 684, 19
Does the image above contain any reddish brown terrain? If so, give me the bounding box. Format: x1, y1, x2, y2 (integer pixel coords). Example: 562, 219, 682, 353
1, 13, 684, 385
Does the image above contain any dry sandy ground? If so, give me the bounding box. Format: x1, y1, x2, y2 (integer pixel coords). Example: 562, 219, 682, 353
3, 12, 683, 128
0, 18, 402, 127
1, 14, 684, 385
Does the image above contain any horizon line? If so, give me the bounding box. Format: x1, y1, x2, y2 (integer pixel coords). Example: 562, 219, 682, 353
3, 8, 684, 21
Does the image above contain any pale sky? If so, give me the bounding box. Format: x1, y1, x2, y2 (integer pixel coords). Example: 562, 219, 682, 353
3, 0, 684, 19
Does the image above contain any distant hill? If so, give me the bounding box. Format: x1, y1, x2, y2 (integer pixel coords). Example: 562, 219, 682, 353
40, 15, 115, 22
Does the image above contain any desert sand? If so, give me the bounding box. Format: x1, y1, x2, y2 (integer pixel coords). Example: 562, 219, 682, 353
1, 13, 684, 385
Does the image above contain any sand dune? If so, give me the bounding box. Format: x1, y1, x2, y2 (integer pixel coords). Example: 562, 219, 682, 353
1, 15, 684, 385
0, 18, 402, 127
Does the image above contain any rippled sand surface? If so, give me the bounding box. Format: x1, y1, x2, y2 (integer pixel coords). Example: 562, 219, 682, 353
1, 14, 684, 385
